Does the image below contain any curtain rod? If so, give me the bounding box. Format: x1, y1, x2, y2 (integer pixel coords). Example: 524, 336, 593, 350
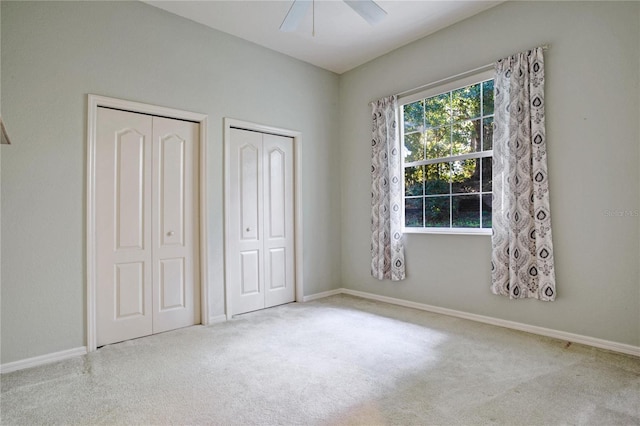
395, 44, 550, 99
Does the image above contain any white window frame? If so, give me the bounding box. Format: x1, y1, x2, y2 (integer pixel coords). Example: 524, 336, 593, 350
399, 69, 494, 236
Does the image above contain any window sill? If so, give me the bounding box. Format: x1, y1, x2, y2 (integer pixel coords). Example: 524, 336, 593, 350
403, 228, 492, 236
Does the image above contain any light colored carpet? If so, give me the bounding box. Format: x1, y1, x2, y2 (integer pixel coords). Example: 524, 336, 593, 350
1, 294, 639, 425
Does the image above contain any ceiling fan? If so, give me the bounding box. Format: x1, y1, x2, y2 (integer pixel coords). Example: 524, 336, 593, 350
280, 0, 387, 33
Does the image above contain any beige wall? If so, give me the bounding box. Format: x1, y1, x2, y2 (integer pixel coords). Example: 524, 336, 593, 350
339, 1, 640, 346
0, 1, 342, 363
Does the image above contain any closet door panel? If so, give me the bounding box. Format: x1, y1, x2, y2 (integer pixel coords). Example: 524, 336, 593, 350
115, 131, 145, 250
96, 108, 153, 346
267, 247, 286, 290
115, 262, 146, 318
159, 134, 185, 247
263, 134, 295, 308
229, 128, 265, 315
152, 116, 200, 333
159, 258, 185, 310
240, 250, 261, 295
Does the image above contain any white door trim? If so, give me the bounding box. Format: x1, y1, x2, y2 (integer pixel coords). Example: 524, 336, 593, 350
87, 94, 209, 352
223, 118, 304, 319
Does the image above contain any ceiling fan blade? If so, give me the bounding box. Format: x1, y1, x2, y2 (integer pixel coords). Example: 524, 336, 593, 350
280, 0, 312, 32
344, 0, 387, 26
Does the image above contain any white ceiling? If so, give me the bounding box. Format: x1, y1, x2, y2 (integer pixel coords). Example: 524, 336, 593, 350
144, 0, 502, 74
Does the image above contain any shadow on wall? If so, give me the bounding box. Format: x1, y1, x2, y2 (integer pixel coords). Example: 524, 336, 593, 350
1, 116, 12, 145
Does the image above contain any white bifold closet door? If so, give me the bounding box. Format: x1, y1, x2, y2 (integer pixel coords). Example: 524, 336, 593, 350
96, 107, 200, 347
228, 128, 295, 315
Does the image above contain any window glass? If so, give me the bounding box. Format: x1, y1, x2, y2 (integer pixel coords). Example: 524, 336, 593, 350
401, 76, 494, 233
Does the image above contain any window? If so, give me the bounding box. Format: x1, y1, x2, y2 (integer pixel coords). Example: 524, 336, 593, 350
400, 70, 494, 234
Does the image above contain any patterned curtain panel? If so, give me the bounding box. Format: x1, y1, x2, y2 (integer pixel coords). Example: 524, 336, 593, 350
491, 47, 556, 300
371, 95, 405, 281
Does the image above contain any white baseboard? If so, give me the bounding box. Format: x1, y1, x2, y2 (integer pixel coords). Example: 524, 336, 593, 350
306, 287, 640, 358
0, 347, 87, 374
4, 289, 638, 374
302, 288, 342, 302
207, 314, 227, 325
